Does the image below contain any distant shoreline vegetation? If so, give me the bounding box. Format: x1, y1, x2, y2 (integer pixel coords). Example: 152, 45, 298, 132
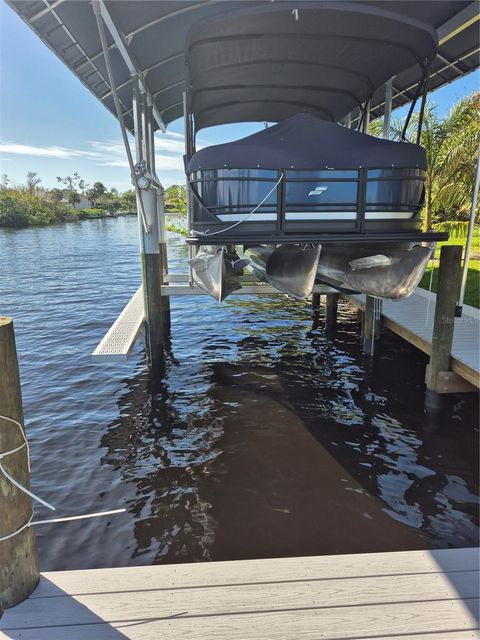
0, 173, 187, 229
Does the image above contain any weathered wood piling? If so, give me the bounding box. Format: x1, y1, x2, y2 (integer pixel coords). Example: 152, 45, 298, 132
325, 293, 339, 334
0, 317, 39, 609
425, 244, 463, 409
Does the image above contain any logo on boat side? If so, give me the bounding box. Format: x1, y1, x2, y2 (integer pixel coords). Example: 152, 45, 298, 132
308, 185, 328, 196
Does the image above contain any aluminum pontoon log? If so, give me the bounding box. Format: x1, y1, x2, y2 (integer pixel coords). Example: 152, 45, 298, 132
1, 547, 478, 639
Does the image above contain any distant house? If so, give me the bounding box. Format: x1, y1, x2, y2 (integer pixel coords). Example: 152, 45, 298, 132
60, 189, 91, 210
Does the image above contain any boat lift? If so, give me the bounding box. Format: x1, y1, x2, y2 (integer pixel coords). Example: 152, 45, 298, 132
7, 0, 479, 382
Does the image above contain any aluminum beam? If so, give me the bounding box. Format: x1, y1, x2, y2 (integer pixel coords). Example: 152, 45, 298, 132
97, 0, 166, 132
438, 2, 480, 46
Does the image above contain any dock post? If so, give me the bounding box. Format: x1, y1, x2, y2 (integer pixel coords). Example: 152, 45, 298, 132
425, 245, 462, 410
363, 296, 382, 356
146, 98, 171, 333
133, 81, 168, 367
360, 79, 391, 356
325, 293, 338, 333
312, 293, 321, 311
138, 189, 166, 367
0, 317, 39, 609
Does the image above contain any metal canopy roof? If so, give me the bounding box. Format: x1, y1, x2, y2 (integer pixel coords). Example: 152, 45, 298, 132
6, 0, 480, 133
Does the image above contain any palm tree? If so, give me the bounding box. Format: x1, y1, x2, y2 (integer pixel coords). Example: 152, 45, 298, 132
370, 92, 480, 230
26, 171, 41, 194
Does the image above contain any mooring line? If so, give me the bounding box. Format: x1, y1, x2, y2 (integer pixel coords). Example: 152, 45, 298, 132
0, 415, 55, 510
32, 509, 126, 526
192, 173, 284, 237
0, 414, 126, 542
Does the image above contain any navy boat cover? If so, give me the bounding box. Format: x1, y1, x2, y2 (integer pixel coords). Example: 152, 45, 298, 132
187, 113, 427, 172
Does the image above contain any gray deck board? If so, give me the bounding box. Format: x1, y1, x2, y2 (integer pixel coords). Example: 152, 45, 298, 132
1, 548, 478, 639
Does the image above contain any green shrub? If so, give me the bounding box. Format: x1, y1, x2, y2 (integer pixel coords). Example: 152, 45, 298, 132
69, 208, 106, 220
0, 192, 30, 227
166, 223, 188, 236
0, 189, 70, 227
433, 221, 477, 239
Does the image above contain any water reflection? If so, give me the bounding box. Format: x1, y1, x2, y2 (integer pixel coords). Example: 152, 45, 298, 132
100, 294, 478, 564
101, 356, 219, 564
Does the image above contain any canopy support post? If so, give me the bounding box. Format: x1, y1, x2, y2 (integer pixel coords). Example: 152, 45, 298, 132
458, 143, 480, 314
382, 78, 393, 139
362, 79, 394, 356
416, 67, 430, 145
362, 295, 382, 357
133, 78, 168, 368
148, 96, 171, 332
360, 98, 371, 134
184, 91, 195, 286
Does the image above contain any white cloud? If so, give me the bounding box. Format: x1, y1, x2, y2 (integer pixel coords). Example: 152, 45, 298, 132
91, 132, 186, 173
0, 140, 101, 160
0, 131, 190, 188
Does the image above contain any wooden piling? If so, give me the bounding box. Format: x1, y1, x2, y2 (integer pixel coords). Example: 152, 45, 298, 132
312, 293, 321, 311
137, 185, 172, 367
325, 293, 339, 333
132, 79, 169, 369
363, 295, 382, 356
0, 317, 39, 609
425, 244, 462, 409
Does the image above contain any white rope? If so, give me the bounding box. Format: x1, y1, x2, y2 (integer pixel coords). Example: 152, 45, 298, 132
0, 415, 126, 542
0, 510, 127, 543
0, 515, 33, 542
32, 508, 126, 526
192, 173, 284, 237
0, 415, 55, 510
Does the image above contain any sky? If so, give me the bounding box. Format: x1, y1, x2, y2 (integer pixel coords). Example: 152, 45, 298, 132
0, 2, 478, 192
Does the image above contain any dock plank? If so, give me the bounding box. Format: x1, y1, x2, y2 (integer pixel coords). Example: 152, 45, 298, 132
345, 290, 480, 387
3, 570, 478, 628
25, 547, 480, 597
2, 629, 477, 640
2, 599, 477, 640
1, 548, 478, 640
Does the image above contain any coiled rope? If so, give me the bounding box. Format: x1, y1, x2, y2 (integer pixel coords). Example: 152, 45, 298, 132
0, 415, 125, 542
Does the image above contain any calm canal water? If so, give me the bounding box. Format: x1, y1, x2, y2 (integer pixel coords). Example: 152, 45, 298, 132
1, 216, 478, 570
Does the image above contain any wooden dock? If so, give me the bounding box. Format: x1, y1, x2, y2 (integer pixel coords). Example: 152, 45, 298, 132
345, 288, 480, 388
1, 547, 478, 639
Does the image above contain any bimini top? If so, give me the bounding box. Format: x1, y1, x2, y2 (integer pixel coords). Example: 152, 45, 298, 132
186, 113, 427, 172
186, 1, 438, 130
